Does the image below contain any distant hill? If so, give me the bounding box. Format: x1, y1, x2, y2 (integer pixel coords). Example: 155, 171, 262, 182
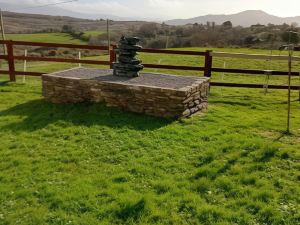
0, 2, 133, 21
1, 11, 151, 34
165, 10, 300, 27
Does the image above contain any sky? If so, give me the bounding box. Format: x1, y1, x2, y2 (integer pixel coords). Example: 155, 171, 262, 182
1, 0, 300, 20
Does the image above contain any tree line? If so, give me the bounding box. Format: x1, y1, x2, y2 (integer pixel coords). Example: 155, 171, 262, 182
130, 21, 299, 49
58, 21, 300, 49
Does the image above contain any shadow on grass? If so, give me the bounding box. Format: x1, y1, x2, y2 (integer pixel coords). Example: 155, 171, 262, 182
0, 99, 172, 132
209, 100, 252, 106
0, 80, 10, 86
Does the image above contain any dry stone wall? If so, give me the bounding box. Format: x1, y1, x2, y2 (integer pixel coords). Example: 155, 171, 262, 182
42, 68, 210, 118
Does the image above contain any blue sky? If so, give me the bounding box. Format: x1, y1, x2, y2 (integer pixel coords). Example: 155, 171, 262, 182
1, 0, 300, 20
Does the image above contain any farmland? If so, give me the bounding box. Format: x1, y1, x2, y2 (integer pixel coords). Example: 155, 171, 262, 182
5, 33, 86, 44
5, 31, 105, 44
1, 44, 300, 86
0, 45, 300, 224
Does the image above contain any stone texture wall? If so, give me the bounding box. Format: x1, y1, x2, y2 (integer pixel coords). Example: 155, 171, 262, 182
42, 70, 209, 118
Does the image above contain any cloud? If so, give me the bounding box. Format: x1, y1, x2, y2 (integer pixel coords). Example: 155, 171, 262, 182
64, 1, 134, 17
0, 0, 186, 19
0, 0, 56, 7
148, 0, 183, 8
64, 0, 185, 19
1, 0, 300, 19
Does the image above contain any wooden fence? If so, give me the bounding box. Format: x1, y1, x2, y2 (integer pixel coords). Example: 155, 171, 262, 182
0, 40, 299, 90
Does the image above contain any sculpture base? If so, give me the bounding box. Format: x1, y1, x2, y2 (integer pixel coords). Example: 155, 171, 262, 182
42, 68, 210, 118
113, 69, 140, 78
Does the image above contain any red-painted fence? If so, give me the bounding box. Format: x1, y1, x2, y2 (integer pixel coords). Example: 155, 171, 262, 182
0, 40, 299, 90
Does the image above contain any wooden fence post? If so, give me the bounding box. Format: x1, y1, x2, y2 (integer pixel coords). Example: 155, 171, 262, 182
204, 50, 213, 77
7, 41, 16, 82
109, 44, 117, 69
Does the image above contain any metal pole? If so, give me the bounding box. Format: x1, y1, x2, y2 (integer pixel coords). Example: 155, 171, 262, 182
23, 49, 27, 83
287, 47, 292, 134
0, 9, 6, 55
286, 31, 292, 134
78, 51, 81, 67
165, 35, 169, 49
107, 19, 110, 54
222, 61, 226, 81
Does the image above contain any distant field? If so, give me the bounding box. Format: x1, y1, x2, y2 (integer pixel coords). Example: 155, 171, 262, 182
4, 31, 105, 45
83, 31, 104, 37
5, 33, 87, 44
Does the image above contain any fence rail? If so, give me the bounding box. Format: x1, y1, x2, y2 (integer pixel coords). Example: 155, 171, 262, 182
0, 40, 299, 90
0, 40, 109, 50
139, 48, 206, 56
210, 52, 300, 61
211, 68, 299, 76
211, 82, 299, 90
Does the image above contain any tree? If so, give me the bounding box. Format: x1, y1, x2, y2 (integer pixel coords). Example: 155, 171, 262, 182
206, 21, 211, 29
291, 22, 298, 28
222, 21, 233, 29
61, 25, 74, 33
175, 27, 184, 36
244, 35, 260, 45
281, 30, 299, 44
212, 22, 216, 30
137, 23, 158, 38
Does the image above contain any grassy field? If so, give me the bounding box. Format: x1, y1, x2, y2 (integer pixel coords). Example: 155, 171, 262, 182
5, 33, 87, 44
0, 46, 300, 225
5, 31, 104, 44
1, 46, 300, 86
83, 31, 104, 38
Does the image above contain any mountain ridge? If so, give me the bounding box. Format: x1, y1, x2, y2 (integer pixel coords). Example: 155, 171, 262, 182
0, 2, 138, 21
1, 11, 151, 34
165, 10, 300, 27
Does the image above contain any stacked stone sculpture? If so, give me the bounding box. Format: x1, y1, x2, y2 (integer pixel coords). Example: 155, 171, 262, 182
113, 36, 144, 77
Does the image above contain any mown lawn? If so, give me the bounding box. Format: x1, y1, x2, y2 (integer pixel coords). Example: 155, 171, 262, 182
0, 45, 300, 224
0, 67, 299, 225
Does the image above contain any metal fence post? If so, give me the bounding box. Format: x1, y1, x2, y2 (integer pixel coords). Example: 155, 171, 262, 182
7, 40, 16, 82
78, 51, 82, 67
23, 48, 27, 83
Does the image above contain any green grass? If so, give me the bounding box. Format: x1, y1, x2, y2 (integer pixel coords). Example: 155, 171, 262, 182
5, 31, 104, 44
83, 31, 104, 38
5, 33, 86, 44
0, 47, 300, 224
4, 46, 300, 87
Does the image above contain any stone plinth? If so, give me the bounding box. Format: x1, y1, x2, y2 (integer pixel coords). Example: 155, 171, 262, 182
42, 68, 210, 118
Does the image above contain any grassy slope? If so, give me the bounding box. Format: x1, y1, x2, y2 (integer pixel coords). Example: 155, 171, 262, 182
0, 47, 300, 224
5, 31, 104, 44
83, 31, 104, 37
5, 33, 86, 44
